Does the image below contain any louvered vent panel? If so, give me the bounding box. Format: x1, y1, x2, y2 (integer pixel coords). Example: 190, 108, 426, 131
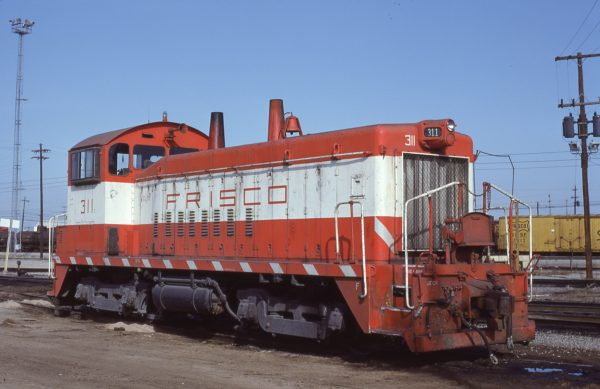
227, 209, 235, 237
201, 210, 209, 237
189, 211, 196, 237
245, 208, 253, 237
213, 210, 221, 237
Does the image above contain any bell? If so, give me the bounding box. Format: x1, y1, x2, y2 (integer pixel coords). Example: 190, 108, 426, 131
284, 114, 302, 136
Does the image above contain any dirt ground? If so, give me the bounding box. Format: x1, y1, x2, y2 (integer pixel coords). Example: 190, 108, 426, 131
1, 283, 599, 389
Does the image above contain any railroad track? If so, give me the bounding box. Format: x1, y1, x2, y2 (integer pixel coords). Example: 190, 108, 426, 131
529, 301, 600, 330
533, 278, 600, 288
0, 274, 53, 286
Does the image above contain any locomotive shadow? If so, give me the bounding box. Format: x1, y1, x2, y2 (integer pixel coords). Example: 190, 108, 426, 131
73, 308, 493, 369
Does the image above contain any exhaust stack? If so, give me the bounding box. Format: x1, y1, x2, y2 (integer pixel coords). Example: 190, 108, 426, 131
268, 99, 284, 141
208, 112, 225, 149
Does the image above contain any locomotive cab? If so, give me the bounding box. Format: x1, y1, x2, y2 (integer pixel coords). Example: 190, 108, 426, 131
62, 116, 208, 257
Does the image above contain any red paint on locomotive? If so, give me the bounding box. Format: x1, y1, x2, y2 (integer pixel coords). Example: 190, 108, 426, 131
52, 100, 534, 357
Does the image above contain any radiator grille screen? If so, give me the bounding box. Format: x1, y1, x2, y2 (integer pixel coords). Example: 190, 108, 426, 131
403, 153, 468, 251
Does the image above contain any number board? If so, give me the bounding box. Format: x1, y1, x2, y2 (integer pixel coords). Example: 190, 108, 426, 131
423, 127, 442, 137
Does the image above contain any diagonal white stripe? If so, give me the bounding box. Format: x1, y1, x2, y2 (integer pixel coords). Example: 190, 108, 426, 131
142, 258, 151, 268
212, 261, 223, 271
103, 257, 111, 266
69, 257, 76, 265
163, 259, 173, 269
339, 265, 357, 277
374, 217, 395, 252
303, 264, 318, 276
186, 260, 197, 270
240, 262, 252, 273
122, 257, 130, 267
270, 262, 284, 274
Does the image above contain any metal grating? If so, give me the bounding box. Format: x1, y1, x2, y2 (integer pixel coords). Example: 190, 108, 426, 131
403, 153, 468, 251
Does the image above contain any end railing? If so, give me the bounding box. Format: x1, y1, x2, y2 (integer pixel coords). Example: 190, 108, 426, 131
48, 213, 67, 278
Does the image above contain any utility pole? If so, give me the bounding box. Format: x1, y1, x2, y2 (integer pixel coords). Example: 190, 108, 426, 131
32, 144, 49, 259
571, 186, 579, 215
9, 18, 34, 253
556, 51, 600, 280
548, 194, 552, 216
19, 197, 28, 251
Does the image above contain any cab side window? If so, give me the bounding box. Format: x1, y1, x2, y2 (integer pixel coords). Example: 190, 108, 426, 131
133, 145, 165, 169
108, 143, 130, 176
70, 148, 100, 184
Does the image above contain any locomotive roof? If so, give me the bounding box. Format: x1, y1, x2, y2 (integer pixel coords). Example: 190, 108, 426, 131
70, 121, 207, 151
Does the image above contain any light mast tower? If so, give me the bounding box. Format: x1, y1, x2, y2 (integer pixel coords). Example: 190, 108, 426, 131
9, 18, 34, 249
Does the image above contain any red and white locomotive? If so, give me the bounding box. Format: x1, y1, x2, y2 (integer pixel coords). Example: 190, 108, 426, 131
53, 99, 535, 357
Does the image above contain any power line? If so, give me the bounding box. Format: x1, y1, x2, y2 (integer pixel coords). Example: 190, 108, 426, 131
574, 17, 600, 53
476, 158, 579, 165
477, 150, 569, 156
477, 164, 583, 171
560, 0, 599, 55
476, 150, 514, 194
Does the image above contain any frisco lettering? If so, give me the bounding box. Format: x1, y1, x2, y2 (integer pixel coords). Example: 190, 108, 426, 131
165, 185, 288, 208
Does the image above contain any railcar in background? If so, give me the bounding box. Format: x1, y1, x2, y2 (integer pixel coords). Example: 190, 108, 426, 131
51, 100, 535, 360
496, 215, 600, 255
0, 229, 52, 252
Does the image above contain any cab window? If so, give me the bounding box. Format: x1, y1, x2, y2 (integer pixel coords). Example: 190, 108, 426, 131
70, 148, 100, 183
133, 145, 165, 169
108, 143, 130, 176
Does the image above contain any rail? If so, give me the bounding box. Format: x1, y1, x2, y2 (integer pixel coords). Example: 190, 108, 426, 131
532, 278, 600, 288
334, 200, 367, 299
48, 213, 67, 278
483, 183, 534, 301
529, 301, 600, 328
402, 181, 461, 310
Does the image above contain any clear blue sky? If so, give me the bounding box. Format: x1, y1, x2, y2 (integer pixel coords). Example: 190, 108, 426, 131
1, 0, 599, 228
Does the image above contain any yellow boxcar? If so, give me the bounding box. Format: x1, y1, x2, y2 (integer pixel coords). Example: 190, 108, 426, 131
497, 215, 600, 254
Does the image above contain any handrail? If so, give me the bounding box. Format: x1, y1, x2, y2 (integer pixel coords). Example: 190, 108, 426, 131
137, 151, 371, 183
403, 181, 461, 309
334, 200, 367, 299
48, 213, 67, 278
485, 206, 510, 260
483, 183, 534, 301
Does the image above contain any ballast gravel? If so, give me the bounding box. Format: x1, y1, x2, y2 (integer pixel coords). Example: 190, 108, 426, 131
531, 330, 600, 353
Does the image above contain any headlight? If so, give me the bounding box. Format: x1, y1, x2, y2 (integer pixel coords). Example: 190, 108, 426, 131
447, 119, 456, 132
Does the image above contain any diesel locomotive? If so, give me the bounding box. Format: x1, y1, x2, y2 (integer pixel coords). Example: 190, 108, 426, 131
52, 99, 535, 360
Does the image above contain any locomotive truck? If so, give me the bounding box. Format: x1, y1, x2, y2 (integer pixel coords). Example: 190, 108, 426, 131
52, 100, 535, 360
